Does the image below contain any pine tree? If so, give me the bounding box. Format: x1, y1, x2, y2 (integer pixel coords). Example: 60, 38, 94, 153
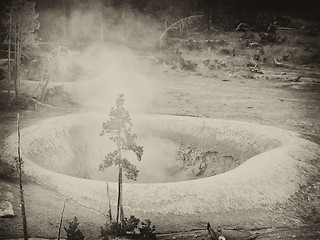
3, 0, 39, 101
64, 216, 85, 240
99, 94, 143, 230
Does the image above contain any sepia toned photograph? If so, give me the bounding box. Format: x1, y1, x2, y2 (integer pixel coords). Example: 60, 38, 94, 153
0, 0, 319, 239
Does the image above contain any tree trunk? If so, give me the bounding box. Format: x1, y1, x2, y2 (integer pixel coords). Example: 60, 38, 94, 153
116, 139, 124, 229
17, 34, 21, 91
40, 48, 57, 103
119, 169, 124, 226
106, 182, 112, 221
100, 9, 104, 42
116, 164, 124, 229
14, 23, 18, 98
57, 199, 66, 240
7, 6, 12, 103
17, 113, 28, 240
39, 67, 50, 103
63, 0, 68, 42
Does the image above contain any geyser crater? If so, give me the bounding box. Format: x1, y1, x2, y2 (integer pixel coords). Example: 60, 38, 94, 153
5, 112, 317, 215
23, 113, 280, 183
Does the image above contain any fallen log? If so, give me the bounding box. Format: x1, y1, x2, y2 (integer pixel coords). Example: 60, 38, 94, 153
30, 98, 56, 109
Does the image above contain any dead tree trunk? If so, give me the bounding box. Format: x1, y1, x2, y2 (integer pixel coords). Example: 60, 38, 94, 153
17, 28, 22, 90
16, 31, 21, 93
39, 69, 50, 103
14, 22, 18, 98
57, 199, 67, 240
17, 113, 28, 240
40, 47, 58, 102
106, 181, 112, 221
7, 6, 12, 103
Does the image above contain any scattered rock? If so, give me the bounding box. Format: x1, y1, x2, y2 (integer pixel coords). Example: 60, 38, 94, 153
246, 233, 259, 240
291, 76, 302, 82
250, 65, 263, 74
247, 62, 263, 74
274, 57, 284, 67
250, 42, 260, 48
0, 200, 14, 218
247, 62, 256, 68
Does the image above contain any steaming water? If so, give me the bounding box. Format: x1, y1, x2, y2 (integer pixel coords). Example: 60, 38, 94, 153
95, 135, 192, 183
25, 114, 280, 184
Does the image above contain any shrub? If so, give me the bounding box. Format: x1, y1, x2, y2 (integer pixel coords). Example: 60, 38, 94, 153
64, 216, 85, 240
219, 48, 236, 56
100, 215, 157, 240
259, 32, 280, 45
138, 219, 157, 240
181, 39, 203, 51
44, 85, 72, 106
160, 48, 197, 71
203, 59, 227, 70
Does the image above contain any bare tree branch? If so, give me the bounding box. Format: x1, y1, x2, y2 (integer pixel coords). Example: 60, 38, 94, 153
160, 15, 204, 40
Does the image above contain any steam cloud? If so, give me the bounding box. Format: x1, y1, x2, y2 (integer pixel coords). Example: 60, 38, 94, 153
40, 2, 180, 182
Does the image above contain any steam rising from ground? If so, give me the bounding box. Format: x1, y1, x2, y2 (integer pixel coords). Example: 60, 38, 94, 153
40, 1, 165, 114
63, 44, 160, 114
97, 132, 187, 183
40, 1, 162, 48
38, 2, 180, 182
66, 114, 192, 183
49, 21, 168, 182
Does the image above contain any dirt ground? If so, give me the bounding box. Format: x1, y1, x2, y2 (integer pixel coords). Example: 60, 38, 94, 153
1, 31, 320, 239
